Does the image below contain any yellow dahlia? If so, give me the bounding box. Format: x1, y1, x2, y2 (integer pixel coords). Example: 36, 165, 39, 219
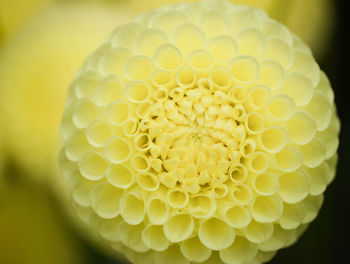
60, 1, 340, 263
0, 2, 131, 182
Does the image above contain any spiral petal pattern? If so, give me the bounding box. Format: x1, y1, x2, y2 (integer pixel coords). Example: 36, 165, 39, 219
60, 1, 340, 263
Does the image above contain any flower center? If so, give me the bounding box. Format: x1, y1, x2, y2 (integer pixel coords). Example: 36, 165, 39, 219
143, 76, 246, 194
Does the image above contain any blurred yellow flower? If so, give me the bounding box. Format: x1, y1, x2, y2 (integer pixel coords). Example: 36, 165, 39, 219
0, 0, 52, 40
283, 0, 334, 58
0, 2, 132, 182
126, 0, 334, 58
0, 180, 86, 264
59, 1, 339, 263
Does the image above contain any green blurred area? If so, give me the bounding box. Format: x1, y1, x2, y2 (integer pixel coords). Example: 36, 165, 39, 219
0, 159, 128, 264
0, 173, 86, 264
0, 0, 348, 263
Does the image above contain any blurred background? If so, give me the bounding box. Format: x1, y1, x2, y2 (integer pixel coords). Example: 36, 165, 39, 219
0, 0, 348, 263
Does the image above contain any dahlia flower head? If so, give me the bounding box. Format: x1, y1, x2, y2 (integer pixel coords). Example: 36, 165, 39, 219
60, 1, 340, 263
